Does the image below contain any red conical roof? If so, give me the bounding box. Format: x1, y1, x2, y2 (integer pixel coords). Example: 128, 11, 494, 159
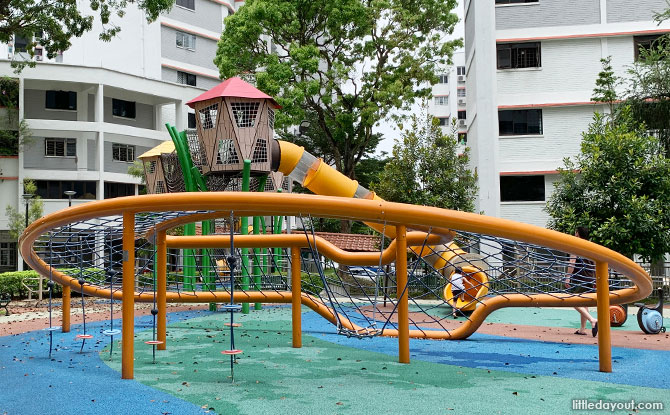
186, 77, 280, 109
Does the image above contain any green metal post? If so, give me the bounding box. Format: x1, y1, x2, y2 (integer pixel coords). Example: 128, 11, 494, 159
241, 160, 251, 314
253, 175, 268, 310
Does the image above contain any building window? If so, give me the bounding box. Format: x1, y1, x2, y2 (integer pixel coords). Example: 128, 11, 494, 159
457, 88, 466, 97
458, 133, 467, 145
499, 109, 542, 136
457, 110, 466, 120
177, 71, 196, 86
497, 42, 541, 69
0, 241, 17, 268
434, 96, 448, 106
104, 182, 136, 199
438, 74, 449, 84
112, 143, 135, 162
176, 0, 195, 10
176, 31, 196, 51
45, 90, 77, 111
112, 98, 136, 119
14, 34, 28, 52
437, 117, 449, 126
188, 113, 196, 129
634, 35, 669, 60
500, 175, 545, 202
495, 0, 539, 4
34, 180, 97, 199
45, 137, 76, 157
457, 66, 466, 76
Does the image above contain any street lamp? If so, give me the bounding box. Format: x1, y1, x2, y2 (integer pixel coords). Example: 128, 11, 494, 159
64, 190, 76, 207
22, 193, 34, 230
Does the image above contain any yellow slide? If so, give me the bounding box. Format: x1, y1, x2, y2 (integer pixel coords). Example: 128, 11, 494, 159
274, 140, 488, 312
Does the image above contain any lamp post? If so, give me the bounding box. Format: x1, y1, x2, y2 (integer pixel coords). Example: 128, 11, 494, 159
64, 190, 76, 207
21, 193, 34, 272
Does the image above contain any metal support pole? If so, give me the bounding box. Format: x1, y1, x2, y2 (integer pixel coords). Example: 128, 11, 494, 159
396, 225, 409, 364
157, 230, 167, 350
595, 260, 612, 373
62, 285, 71, 333
121, 212, 135, 379
291, 246, 302, 348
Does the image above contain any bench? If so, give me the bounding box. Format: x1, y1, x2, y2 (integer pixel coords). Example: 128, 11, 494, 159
0, 292, 10, 316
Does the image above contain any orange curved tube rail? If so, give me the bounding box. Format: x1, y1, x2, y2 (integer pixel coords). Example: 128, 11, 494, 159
20, 192, 652, 342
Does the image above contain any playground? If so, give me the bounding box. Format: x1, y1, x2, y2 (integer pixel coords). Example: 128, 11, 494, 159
2, 77, 668, 414
1, 301, 668, 414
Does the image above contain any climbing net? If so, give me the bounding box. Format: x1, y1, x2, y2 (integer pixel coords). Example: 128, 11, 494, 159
32, 210, 634, 340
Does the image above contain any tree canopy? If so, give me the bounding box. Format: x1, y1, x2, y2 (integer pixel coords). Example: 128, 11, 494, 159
372, 112, 477, 212
1, 0, 174, 65
214, 0, 461, 179
546, 108, 670, 261
5, 179, 44, 240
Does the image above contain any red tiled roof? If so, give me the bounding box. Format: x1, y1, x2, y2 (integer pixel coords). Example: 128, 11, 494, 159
192, 226, 379, 252
186, 77, 280, 109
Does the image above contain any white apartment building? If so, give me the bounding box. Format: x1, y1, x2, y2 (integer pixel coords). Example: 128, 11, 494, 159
465, 0, 670, 227
429, 51, 468, 145
0, 0, 243, 271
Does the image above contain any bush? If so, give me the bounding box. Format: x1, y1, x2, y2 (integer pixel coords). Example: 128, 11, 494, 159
0, 270, 63, 299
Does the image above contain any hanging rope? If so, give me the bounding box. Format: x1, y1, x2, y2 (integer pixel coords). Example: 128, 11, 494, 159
75, 237, 92, 352
221, 211, 242, 382
145, 218, 164, 363
45, 238, 59, 357
102, 227, 121, 358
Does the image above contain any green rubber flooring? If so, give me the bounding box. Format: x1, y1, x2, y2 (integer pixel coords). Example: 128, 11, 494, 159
102, 307, 665, 415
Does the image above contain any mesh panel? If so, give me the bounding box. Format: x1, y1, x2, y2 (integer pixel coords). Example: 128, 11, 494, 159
282, 177, 290, 191
160, 152, 186, 192
198, 103, 218, 130
216, 139, 240, 165
268, 109, 275, 129
251, 138, 268, 163
155, 180, 166, 194
186, 129, 207, 167
231, 102, 259, 128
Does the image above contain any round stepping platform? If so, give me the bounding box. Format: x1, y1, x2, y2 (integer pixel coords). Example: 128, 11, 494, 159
223, 323, 242, 327
75, 334, 93, 340
221, 349, 243, 355
145, 340, 164, 345
45, 326, 61, 332
102, 329, 121, 336
220, 304, 243, 312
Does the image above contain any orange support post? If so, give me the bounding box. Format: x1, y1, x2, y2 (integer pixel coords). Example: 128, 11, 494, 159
595, 260, 612, 372
396, 225, 409, 364
157, 230, 167, 351
291, 246, 302, 348
61, 285, 71, 333
122, 212, 135, 379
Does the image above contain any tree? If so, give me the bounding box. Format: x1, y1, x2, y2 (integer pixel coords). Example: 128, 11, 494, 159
215, 0, 461, 181
372, 112, 477, 212
546, 108, 670, 261
591, 56, 620, 119
1, 0, 174, 70
5, 179, 44, 240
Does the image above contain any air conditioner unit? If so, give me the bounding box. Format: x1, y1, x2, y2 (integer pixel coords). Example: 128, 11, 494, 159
458, 98, 466, 105
458, 119, 466, 127
457, 75, 466, 82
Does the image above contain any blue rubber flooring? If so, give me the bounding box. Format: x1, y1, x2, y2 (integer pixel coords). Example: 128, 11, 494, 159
301, 312, 670, 389
0, 310, 213, 415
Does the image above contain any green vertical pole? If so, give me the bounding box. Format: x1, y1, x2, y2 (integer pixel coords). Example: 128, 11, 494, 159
253, 175, 268, 310
241, 160, 251, 314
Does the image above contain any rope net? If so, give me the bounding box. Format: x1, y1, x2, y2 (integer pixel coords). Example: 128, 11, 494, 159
32, 209, 635, 339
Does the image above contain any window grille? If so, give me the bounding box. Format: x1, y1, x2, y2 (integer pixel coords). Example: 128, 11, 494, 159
199, 103, 218, 130
268, 108, 275, 129
434, 96, 448, 106
45, 138, 76, 157
148, 160, 156, 174
231, 102, 259, 128
251, 138, 268, 163
155, 180, 166, 194
216, 138, 240, 165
